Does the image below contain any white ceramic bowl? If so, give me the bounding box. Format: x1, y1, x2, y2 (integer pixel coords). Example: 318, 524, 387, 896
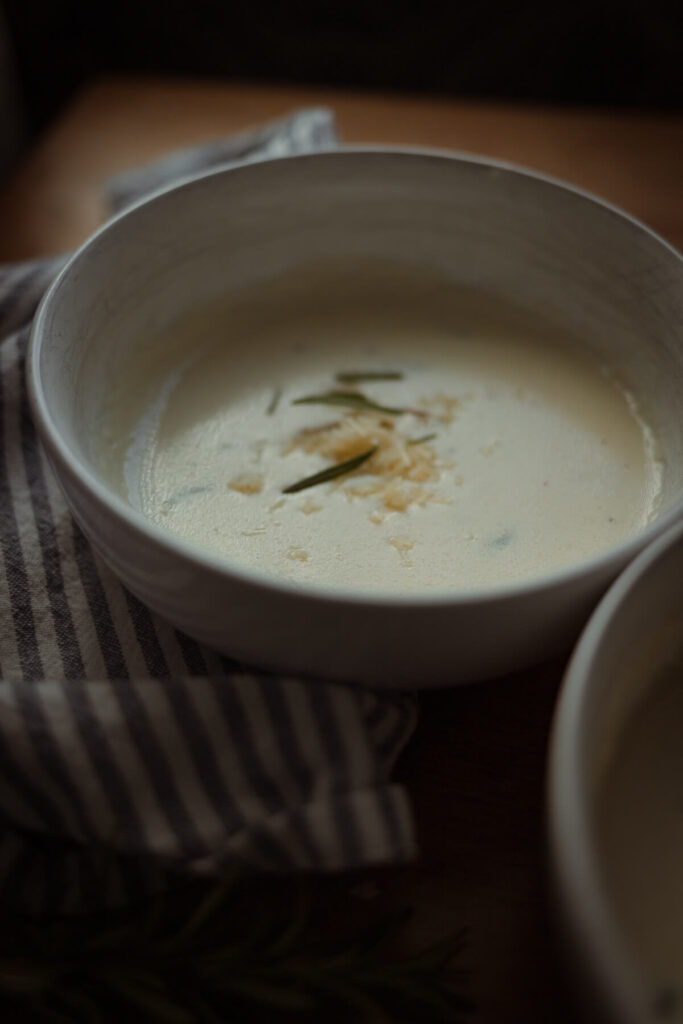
548, 519, 683, 1023
28, 149, 683, 687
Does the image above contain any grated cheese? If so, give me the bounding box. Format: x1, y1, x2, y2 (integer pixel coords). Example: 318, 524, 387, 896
228, 473, 264, 494
284, 410, 448, 513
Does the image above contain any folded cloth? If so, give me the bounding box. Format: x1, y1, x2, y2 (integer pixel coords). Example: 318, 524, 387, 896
0, 109, 417, 914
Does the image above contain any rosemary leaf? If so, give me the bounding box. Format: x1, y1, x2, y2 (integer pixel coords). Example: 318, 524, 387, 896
335, 370, 403, 384
264, 878, 312, 958
34, 1000, 79, 1024
400, 927, 468, 972
283, 447, 377, 494
217, 975, 316, 1012
100, 976, 195, 1024
320, 908, 412, 964
407, 433, 437, 446
184, 997, 225, 1024
156, 873, 237, 956
50, 986, 105, 1024
293, 390, 425, 417
266, 387, 282, 415
297, 972, 389, 1021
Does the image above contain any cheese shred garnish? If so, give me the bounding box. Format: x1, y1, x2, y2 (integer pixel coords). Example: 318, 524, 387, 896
285, 410, 448, 512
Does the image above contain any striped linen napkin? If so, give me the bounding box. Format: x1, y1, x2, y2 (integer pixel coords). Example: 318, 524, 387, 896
0, 109, 417, 914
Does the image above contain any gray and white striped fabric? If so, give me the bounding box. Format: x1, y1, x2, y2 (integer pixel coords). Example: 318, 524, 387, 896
0, 109, 417, 914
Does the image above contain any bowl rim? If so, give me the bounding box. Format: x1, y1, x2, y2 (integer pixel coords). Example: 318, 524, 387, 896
27, 145, 683, 609
547, 517, 683, 1023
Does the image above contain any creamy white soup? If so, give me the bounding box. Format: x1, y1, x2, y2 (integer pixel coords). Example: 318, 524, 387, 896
100, 264, 662, 593
597, 664, 683, 1020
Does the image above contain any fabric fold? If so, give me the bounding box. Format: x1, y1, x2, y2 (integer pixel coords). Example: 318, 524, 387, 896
0, 108, 417, 913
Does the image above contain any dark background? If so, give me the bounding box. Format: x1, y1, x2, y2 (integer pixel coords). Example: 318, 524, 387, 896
4, 0, 683, 139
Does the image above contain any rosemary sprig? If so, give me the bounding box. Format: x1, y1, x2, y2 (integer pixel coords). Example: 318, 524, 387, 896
292, 391, 426, 417
283, 447, 377, 494
0, 872, 472, 1024
266, 388, 282, 415
335, 371, 404, 384
407, 433, 437, 446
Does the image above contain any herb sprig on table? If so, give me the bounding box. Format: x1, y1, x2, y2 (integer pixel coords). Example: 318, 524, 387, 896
0, 871, 472, 1023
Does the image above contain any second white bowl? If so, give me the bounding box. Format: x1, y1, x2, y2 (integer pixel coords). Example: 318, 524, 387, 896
549, 520, 683, 1023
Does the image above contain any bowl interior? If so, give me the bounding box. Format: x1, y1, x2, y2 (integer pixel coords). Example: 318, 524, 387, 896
33, 150, 683, 572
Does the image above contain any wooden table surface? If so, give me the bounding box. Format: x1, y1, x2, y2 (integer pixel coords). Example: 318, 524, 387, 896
1, 77, 682, 1023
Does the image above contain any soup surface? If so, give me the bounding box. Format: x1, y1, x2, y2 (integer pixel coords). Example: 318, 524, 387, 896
101, 264, 662, 593
597, 663, 683, 1019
